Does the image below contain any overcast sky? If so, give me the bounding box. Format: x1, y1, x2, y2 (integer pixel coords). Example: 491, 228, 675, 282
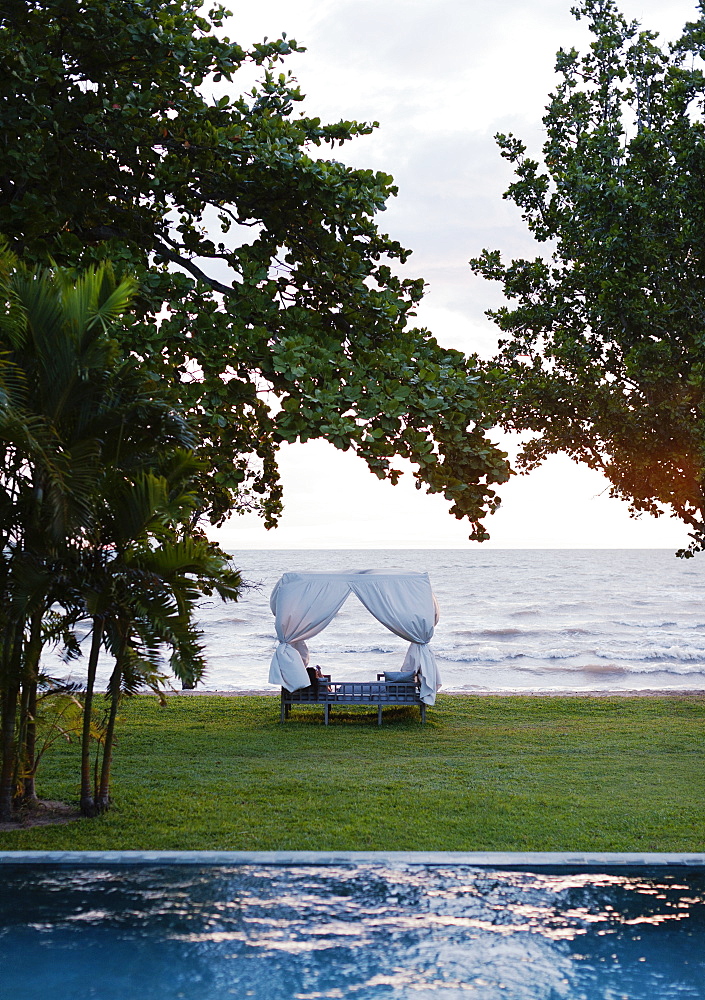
213, 0, 698, 550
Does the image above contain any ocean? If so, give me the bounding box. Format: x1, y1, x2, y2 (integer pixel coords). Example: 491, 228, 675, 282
49, 548, 705, 695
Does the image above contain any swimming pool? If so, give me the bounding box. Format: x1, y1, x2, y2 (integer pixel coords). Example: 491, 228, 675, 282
0, 862, 703, 999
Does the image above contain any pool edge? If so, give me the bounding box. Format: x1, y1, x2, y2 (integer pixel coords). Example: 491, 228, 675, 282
1, 850, 705, 868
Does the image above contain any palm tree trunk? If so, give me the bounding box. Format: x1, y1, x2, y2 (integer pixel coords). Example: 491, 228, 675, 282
80, 618, 103, 817
0, 683, 20, 822
0, 625, 23, 821
96, 651, 123, 813
19, 607, 44, 803
14, 681, 31, 802
23, 680, 38, 801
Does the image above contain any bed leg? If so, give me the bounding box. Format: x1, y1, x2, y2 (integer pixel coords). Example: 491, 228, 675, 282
421, 704, 426, 724
378, 705, 382, 726
280, 698, 285, 723
325, 703, 329, 726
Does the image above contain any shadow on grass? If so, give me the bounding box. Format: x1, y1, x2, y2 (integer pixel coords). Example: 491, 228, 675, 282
284, 705, 424, 726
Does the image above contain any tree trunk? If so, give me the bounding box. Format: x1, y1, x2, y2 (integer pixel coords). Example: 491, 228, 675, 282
15, 681, 31, 801
80, 619, 103, 817
0, 625, 23, 822
0, 681, 20, 822
19, 607, 44, 803
96, 654, 122, 813
23, 680, 37, 802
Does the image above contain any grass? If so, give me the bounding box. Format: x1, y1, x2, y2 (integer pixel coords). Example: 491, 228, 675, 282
1, 694, 704, 851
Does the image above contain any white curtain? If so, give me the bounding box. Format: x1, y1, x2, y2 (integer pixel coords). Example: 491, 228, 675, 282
268, 574, 350, 690
349, 574, 441, 705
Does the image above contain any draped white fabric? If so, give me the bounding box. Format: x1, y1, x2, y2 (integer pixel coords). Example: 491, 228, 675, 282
348, 576, 441, 705
268, 574, 350, 691
269, 570, 442, 705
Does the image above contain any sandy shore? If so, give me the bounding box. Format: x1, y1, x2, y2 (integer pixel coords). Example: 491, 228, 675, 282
168, 688, 705, 698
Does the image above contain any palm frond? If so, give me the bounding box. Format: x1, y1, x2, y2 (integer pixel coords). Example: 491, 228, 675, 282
0, 238, 25, 347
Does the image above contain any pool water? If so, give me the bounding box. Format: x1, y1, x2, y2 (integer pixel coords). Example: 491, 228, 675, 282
0, 864, 703, 999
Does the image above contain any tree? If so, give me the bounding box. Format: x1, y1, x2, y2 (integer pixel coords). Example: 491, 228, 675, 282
471, 0, 705, 554
0, 248, 241, 819
0, 0, 510, 540
0, 249, 150, 819
78, 466, 242, 815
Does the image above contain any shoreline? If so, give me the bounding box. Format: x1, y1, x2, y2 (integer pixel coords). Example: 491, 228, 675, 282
167, 688, 705, 698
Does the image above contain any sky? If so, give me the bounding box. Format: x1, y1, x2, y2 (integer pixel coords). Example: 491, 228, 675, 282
212, 0, 699, 550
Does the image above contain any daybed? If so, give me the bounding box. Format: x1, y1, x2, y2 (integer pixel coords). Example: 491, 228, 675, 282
280, 672, 426, 725
269, 570, 441, 724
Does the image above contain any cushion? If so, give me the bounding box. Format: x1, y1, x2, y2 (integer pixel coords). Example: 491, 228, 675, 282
383, 670, 416, 684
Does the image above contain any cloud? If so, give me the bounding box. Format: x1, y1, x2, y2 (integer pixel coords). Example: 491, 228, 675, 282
213, 0, 698, 548
219, 440, 688, 550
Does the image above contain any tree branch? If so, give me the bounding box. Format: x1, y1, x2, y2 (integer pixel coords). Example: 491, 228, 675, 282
151, 241, 236, 296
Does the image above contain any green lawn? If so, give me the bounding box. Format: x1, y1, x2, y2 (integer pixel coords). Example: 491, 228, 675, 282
1, 694, 704, 851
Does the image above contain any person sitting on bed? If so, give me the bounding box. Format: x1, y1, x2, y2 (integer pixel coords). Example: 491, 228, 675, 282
305, 664, 328, 694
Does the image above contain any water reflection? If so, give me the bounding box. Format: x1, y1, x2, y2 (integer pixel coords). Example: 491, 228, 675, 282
0, 865, 703, 999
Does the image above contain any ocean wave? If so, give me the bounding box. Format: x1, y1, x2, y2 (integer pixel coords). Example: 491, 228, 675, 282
547, 662, 705, 678
451, 628, 535, 639
435, 649, 527, 663
462, 660, 705, 679
435, 644, 705, 667
553, 663, 633, 676
434, 629, 705, 659
614, 621, 679, 629
329, 645, 399, 655
594, 646, 705, 663
436, 643, 593, 663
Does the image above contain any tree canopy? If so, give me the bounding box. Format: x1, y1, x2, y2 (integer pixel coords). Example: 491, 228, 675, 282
471, 0, 705, 554
0, 0, 510, 540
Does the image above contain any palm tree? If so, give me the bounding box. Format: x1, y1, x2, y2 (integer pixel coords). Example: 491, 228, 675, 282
77, 465, 241, 815
0, 248, 206, 819
0, 248, 243, 821
0, 250, 142, 818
